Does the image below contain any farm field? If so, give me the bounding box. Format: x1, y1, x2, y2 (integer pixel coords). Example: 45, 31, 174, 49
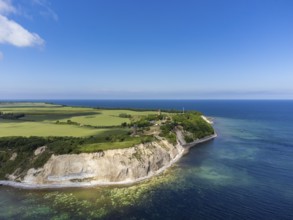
79, 137, 143, 152
59, 109, 159, 127
0, 103, 157, 137
0, 121, 109, 137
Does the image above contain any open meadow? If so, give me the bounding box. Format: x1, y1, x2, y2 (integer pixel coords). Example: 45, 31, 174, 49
0, 103, 158, 137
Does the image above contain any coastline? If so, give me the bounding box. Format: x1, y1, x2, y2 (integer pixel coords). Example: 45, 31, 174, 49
0, 133, 217, 189
183, 133, 217, 150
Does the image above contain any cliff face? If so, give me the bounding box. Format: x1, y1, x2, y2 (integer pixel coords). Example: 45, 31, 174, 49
20, 140, 184, 186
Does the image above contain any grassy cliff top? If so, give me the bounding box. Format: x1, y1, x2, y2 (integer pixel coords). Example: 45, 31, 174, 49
0, 102, 214, 179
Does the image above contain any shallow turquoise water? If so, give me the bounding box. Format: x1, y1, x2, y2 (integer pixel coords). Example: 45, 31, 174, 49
1, 100, 293, 219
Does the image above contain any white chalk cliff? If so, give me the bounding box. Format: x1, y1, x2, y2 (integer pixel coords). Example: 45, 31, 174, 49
1, 133, 216, 189
20, 139, 184, 187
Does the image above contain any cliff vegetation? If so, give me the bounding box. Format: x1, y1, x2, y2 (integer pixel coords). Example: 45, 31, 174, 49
0, 103, 214, 182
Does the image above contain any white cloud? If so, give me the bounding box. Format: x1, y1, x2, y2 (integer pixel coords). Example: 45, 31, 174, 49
0, 0, 16, 15
0, 0, 44, 47
32, 0, 58, 21
0, 14, 44, 47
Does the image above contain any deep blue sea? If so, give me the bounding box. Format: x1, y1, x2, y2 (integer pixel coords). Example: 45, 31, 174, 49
1, 100, 293, 220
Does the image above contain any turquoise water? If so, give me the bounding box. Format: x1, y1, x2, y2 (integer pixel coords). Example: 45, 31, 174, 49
0, 100, 293, 219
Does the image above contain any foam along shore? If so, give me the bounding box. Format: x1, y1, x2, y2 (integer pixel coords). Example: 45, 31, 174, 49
0, 133, 217, 189
201, 115, 214, 124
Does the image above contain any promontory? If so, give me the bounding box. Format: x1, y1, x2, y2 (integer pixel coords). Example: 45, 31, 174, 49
0, 102, 216, 188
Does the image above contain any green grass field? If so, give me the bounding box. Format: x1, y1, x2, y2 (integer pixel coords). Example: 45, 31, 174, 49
0, 121, 109, 137
59, 109, 158, 127
0, 103, 158, 137
79, 137, 142, 152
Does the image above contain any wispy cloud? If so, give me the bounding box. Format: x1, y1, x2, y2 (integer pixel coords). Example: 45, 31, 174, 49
32, 0, 58, 21
0, 0, 44, 48
0, 0, 15, 15
0, 14, 44, 47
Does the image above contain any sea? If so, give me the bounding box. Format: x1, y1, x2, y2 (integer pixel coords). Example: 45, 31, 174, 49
0, 100, 293, 220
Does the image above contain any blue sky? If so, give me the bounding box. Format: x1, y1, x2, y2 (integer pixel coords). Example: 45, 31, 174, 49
0, 0, 292, 99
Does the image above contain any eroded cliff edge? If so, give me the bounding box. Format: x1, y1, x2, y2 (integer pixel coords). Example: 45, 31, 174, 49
3, 139, 184, 188
0, 108, 217, 189
0, 134, 216, 189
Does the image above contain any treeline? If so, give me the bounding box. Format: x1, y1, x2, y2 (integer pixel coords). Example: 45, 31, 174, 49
118, 113, 132, 118
0, 130, 135, 157
56, 120, 121, 129
0, 112, 25, 120
173, 112, 214, 139
130, 114, 166, 128
159, 112, 214, 143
